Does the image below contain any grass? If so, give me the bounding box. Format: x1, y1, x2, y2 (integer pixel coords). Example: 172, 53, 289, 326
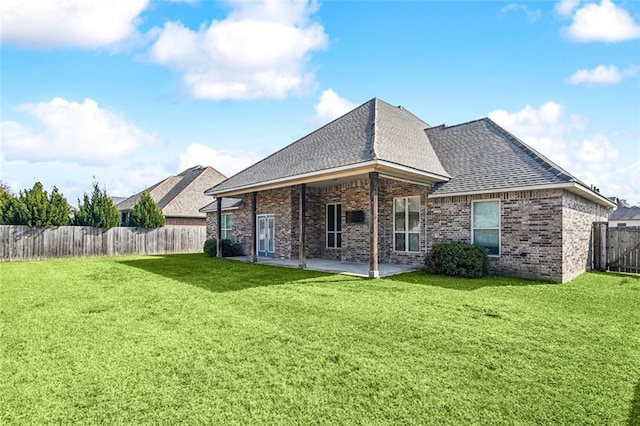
1, 254, 639, 425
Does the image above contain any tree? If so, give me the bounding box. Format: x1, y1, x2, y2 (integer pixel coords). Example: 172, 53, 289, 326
0, 183, 26, 225
21, 182, 51, 227
0, 182, 70, 227
49, 187, 71, 226
74, 182, 119, 228
127, 192, 165, 228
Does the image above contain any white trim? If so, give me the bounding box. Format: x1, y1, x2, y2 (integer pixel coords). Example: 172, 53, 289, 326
428, 182, 615, 208
378, 173, 432, 187
326, 203, 342, 249
393, 195, 421, 253
221, 213, 233, 241
471, 199, 501, 257
206, 160, 450, 197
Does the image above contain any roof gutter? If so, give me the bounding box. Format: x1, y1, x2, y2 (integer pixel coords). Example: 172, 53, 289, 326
428, 182, 616, 208
205, 160, 450, 197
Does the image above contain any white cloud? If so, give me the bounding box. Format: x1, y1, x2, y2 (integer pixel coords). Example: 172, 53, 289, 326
1, 97, 158, 165
563, 0, 640, 42
567, 64, 638, 85
0, 0, 149, 49
147, 0, 328, 100
488, 102, 639, 202
577, 136, 619, 163
177, 143, 260, 178
488, 101, 583, 168
501, 3, 542, 22
555, 0, 580, 18
312, 89, 357, 125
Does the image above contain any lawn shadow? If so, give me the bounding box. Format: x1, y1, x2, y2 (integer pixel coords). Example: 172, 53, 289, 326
630, 379, 640, 426
387, 271, 549, 291
117, 254, 340, 294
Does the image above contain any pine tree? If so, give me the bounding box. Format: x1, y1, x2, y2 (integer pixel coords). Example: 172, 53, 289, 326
127, 192, 165, 228
0, 182, 71, 226
49, 187, 71, 226
21, 182, 50, 227
74, 182, 119, 228
0, 183, 24, 225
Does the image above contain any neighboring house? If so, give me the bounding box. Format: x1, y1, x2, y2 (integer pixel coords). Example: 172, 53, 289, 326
110, 196, 128, 206
118, 166, 226, 227
609, 206, 640, 227
203, 98, 614, 282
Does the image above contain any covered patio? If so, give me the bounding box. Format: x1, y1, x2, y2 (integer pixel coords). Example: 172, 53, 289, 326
227, 256, 419, 278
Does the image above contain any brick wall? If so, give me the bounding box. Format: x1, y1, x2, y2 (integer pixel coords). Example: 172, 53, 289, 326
562, 191, 609, 282
207, 183, 606, 282
166, 217, 206, 227
429, 189, 567, 282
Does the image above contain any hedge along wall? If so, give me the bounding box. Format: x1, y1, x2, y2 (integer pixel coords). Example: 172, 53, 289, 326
0, 225, 206, 261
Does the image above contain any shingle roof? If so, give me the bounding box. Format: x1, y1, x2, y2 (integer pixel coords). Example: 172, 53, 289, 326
427, 118, 584, 195
209, 98, 449, 193
199, 198, 244, 213
609, 206, 640, 221
117, 166, 226, 218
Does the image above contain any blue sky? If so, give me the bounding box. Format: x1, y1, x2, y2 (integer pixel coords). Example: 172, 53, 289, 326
1, 0, 639, 204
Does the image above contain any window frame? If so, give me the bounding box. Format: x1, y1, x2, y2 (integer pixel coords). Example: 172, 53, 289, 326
221, 213, 233, 241
471, 199, 501, 257
393, 196, 421, 253
326, 203, 342, 249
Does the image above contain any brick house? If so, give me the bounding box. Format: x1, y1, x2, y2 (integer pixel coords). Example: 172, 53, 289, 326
118, 165, 226, 227
204, 98, 614, 282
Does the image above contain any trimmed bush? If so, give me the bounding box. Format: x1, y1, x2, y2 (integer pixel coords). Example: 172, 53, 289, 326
204, 239, 244, 257
204, 239, 217, 257
424, 242, 490, 278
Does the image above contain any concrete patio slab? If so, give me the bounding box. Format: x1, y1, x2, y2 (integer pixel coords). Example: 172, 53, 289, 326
227, 256, 419, 277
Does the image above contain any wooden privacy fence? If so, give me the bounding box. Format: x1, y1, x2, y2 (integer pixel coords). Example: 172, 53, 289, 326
592, 222, 640, 273
0, 225, 207, 261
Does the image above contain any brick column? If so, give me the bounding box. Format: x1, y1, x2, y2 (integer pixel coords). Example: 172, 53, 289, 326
369, 172, 379, 278
216, 197, 222, 258
251, 192, 257, 263
298, 183, 306, 269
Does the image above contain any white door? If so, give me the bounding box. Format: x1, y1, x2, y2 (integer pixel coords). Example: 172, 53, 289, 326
257, 214, 275, 257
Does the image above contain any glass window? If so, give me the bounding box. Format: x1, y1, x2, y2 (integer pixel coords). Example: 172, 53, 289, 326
394, 196, 420, 252
472, 200, 500, 256
221, 213, 233, 240
327, 203, 342, 248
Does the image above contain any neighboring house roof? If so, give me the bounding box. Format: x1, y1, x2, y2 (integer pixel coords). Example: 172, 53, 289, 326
609, 206, 640, 221
199, 198, 244, 213
427, 118, 583, 195
207, 98, 450, 194
117, 166, 226, 218
204, 98, 613, 207
110, 196, 128, 205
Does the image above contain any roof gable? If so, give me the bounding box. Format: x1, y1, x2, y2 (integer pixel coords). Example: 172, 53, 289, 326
210, 98, 448, 193
117, 166, 226, 218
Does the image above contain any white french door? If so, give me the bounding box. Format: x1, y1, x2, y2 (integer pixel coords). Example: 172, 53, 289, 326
257, 214, 275, 257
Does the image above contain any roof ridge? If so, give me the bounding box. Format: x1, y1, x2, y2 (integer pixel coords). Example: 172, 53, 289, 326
371, 98, 380, 160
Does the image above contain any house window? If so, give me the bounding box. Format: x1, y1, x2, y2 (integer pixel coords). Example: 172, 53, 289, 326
221, 213, 233, 240
472, 200, 500, 256
326, 203, 342, 248
394, 196, 420, 252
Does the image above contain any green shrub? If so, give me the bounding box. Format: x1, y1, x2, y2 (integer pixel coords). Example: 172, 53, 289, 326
204, 239, 244, 257
424, 242, 490, 278
127, 192, 164, 228
204, 238, 217, 257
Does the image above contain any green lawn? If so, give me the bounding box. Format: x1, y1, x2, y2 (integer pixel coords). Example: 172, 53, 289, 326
1, 254, 639, 425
